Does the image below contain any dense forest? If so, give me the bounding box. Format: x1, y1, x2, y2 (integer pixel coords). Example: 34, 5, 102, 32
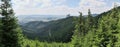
21, 16, 75, 42
0, 0, 120, 47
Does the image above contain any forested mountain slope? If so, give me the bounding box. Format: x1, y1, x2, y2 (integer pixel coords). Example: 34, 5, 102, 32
72, 6, 120, 47
21, 16, 76, 42
21, 6, 120, 47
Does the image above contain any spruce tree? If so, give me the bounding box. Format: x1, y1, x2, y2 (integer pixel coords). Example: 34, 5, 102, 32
0, 18, 2, 46
72, 12, 84, 47
85, 9, 93, 34
93, 6, 119, 47
87, 9, 93, 28
0, 0, 23, 47
73, 12, 84, 37
116, 12, 120, 47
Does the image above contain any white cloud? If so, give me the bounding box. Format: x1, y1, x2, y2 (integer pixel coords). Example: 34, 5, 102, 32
14, 5, 79, 15
80, 0, 106, 7
12, 0, 119, 16
52, 0, 66, 5
111, 2, 120, 8
13, 0, 75, 15
12, 0, 53, 15
12, 0, 53, 8
40, 0, 53, 8
78, 0, 111, 15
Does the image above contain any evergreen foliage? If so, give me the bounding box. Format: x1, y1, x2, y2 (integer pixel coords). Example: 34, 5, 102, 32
71, 6, 120, 47
0, 0, 120, 47
0, 0, 23, 47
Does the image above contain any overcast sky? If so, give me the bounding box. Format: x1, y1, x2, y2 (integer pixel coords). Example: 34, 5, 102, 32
11, 0, 120, 16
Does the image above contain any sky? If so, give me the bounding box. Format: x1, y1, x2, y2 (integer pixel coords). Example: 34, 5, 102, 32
11, 0, 120, 16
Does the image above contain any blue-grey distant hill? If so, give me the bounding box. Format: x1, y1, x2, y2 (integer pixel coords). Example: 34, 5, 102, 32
17, 15, 66, 25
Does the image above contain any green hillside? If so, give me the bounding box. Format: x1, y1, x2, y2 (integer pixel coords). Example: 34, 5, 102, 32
21, 16, 76, 42
1, 0, 120, 47
21, 6, 120, 47
71, 7, 120, 47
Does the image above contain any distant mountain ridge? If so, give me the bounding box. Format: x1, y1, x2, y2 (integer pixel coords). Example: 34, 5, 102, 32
17, 15, 66, 25
20, 14, 98, 42
17, 14, 98, 25
21, 16, 75, 42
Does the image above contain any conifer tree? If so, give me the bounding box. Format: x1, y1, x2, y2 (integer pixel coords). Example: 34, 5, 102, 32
0, 0, 23, 47
84, 9, 93, 34
72, 12, 84, 47
73, 12, 84, 37
116, 12, 120, 47
0, 18, 2, 46
93, 6, 119, 47
87, 9, 93, 28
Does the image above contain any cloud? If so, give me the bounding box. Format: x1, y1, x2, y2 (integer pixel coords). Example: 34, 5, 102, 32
12, 0, 53, 8
14, 5, 79, 15
12, 0, 120, 16
12, 0, 53, 15
112, 2, 120, 8
12, 0, 76, 15
52, 0, 66, 5
79, 0, 106, 7
78, 0, 111, 14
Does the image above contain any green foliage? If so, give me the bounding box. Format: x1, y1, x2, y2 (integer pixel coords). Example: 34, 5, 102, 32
71, 6, 120, 47
21, 38, 72, 47
22, 16, 75, 42
0, 0, 24, 47
0, 0, 120, 47
92, 7, 120, 47
0, 19, 2, 47
16, 6, 120, 47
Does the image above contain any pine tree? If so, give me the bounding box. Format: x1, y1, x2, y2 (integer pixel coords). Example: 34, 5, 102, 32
116, 12, 120, 47
73, 12, 85, 37
0, 0, 23, 47
71, 12, 85, 47
0, 18, 2, 46
84, 9, 94, 34
93, 6, 119, 47
87, 9, 93, 28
